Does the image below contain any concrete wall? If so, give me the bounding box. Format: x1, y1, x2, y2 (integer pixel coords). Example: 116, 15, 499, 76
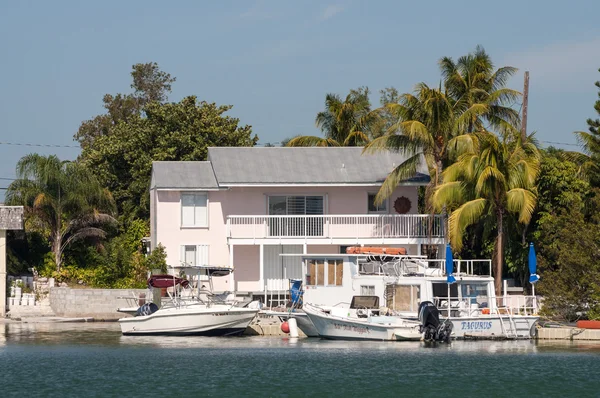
49, 288, 146, 320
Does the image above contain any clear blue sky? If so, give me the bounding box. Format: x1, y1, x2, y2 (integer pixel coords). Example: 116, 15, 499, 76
1, 0, 600, 194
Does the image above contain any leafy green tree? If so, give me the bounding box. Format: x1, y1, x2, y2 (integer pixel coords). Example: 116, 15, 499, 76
432, 131, 541, 295
80, 96, 257, 223
572, 69, 600, 186
74, 62, 175, 151
535, 190, 600, 321
439, 45, 521, 132
287, 87, 375, 147
5, 154, 116, 272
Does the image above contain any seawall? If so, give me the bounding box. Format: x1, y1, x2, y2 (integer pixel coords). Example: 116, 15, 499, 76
537, 327, 600, 340
49, 287, 146, 320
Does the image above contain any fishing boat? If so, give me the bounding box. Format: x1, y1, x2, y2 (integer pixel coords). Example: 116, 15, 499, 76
303, 296, 423, 341
119, 267, 260, 336
277, 246, 539, 340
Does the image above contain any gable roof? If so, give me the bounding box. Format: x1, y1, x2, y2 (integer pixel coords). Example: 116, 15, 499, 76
151, 161, 218, 189
207, 147, 429, 185
151, 147, 430, 189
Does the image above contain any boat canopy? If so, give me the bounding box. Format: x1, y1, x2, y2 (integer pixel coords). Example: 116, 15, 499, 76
170, 265, 234, 277
147, 275, 190, 289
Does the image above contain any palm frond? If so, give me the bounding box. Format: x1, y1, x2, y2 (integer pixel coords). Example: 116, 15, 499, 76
448, 198, 487, 250
285, 136, 339, 147
373, 153, 423, 205
506, 188, 537, 224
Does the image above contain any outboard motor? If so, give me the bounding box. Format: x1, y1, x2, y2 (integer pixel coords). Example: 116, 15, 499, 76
418, 301, 453, 343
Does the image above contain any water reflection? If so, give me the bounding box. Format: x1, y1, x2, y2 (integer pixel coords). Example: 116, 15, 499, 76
1, 322, 599, 355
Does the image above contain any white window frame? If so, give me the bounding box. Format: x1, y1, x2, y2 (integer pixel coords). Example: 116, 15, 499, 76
306, 258, 344, 287
367, 192, 387, 214
180, 244, 210, 267
326, 258, 343, 287
181, 192, 208, 228
360, 285, 376, 296
266, 194, 325, 215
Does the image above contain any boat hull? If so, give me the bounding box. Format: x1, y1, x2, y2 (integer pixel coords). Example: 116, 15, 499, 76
449, 316, 539, 339
303, 305, 422, 341
119, 305, 259, 336
262, 310, 319, 337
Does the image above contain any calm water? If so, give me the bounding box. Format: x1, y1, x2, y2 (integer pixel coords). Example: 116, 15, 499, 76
1, 322, 599, 397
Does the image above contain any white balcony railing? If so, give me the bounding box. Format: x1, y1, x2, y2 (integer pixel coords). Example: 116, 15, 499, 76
227, 214, 445, 240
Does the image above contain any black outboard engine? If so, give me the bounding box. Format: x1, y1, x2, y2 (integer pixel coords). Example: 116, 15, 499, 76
418, 301, 453, 343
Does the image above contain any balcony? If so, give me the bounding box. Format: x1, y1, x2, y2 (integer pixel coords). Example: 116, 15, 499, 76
226, 214, 445, 243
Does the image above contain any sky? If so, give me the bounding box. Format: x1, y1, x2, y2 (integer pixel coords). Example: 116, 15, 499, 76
1, 0, 600, 196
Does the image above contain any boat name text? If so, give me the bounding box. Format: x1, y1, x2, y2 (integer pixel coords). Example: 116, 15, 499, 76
460, 321, 493, 330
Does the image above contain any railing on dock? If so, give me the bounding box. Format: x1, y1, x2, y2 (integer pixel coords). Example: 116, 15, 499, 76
433, 295, 539, 317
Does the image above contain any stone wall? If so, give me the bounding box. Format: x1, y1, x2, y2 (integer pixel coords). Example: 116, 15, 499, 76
49, 288, 147, 320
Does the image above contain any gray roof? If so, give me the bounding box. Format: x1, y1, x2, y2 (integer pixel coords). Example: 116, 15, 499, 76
207, 147, 429, 185
151, 161, 218, 189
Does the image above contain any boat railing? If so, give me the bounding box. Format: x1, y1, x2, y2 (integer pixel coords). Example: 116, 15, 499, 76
369, 257, 493, 278
434, 295, 538, 317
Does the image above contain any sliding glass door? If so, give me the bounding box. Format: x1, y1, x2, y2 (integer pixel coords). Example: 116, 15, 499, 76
268, 195, 324, 236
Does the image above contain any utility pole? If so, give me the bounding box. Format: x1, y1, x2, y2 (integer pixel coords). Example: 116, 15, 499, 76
521, 71, 529, 142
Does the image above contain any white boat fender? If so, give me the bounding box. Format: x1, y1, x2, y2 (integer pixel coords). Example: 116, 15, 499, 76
288, 318, 299, 338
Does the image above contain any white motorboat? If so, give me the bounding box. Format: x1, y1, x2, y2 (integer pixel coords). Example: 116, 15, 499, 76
303, 296, 423, 341
119, 269, 259, 336
277, 249, 539, 340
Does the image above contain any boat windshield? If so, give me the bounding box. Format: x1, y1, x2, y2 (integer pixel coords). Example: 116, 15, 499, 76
350, 296, 380, 309
459, 283, 489, 305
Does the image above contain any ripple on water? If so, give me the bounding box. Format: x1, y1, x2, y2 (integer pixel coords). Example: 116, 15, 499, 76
0, 323, 599, 397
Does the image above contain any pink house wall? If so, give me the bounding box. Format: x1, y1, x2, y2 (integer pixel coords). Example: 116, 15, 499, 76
154, 185, 419, 281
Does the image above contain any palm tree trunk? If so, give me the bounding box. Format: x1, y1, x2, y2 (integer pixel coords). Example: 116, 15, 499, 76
494, 210, 504, 297
53, 232, 62, 272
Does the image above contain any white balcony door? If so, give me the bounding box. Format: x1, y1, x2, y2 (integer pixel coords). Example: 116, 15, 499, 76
263, 245, 303, 291
267, 196, 324, 237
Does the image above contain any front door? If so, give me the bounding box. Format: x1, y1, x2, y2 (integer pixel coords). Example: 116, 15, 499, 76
263, 245, 303, 291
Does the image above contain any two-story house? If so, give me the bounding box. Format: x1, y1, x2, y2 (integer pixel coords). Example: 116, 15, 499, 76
149, 147, 445, 296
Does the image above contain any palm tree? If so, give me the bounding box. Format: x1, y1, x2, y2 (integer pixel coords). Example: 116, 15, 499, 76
432, 131, 540, 295
439, 45, 521, 132
363, 83, 483, 206
287, 87, 376, 147
6, 154, 116, 272
570, 69, 600, 185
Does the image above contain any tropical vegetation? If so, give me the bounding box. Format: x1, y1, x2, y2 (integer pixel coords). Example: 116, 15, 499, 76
5, 54, 600, 321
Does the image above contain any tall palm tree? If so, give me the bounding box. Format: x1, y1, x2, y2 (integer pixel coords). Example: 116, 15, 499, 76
6, 154, 116, 272
287, 87, 376, 147
363, 83, 484, 206
569, 69, 600, 185
432, 131, 540, 295
439, 45, 521, 132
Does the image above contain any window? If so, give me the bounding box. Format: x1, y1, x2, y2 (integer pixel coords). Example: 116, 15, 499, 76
368, 193, 387, 213
268, 195, 324, 215
327, 259, 343, 286
386, 284, 421, 312
268, 195, 324, 237
306, 258, 344, 286
181, 193, 208, 227
360, 285, 375, 296
180, 245, 209, 267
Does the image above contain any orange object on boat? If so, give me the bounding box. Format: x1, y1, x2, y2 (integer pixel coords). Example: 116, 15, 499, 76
345, 247, 407, 255
481, 308, 490, 315
576, 320, 600, 329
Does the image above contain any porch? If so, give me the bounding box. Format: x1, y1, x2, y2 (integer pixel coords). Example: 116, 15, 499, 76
227, 214, 445, 244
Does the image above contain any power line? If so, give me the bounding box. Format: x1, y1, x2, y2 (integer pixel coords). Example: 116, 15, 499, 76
0, 141, 79, 148
540, 140, 580, 147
